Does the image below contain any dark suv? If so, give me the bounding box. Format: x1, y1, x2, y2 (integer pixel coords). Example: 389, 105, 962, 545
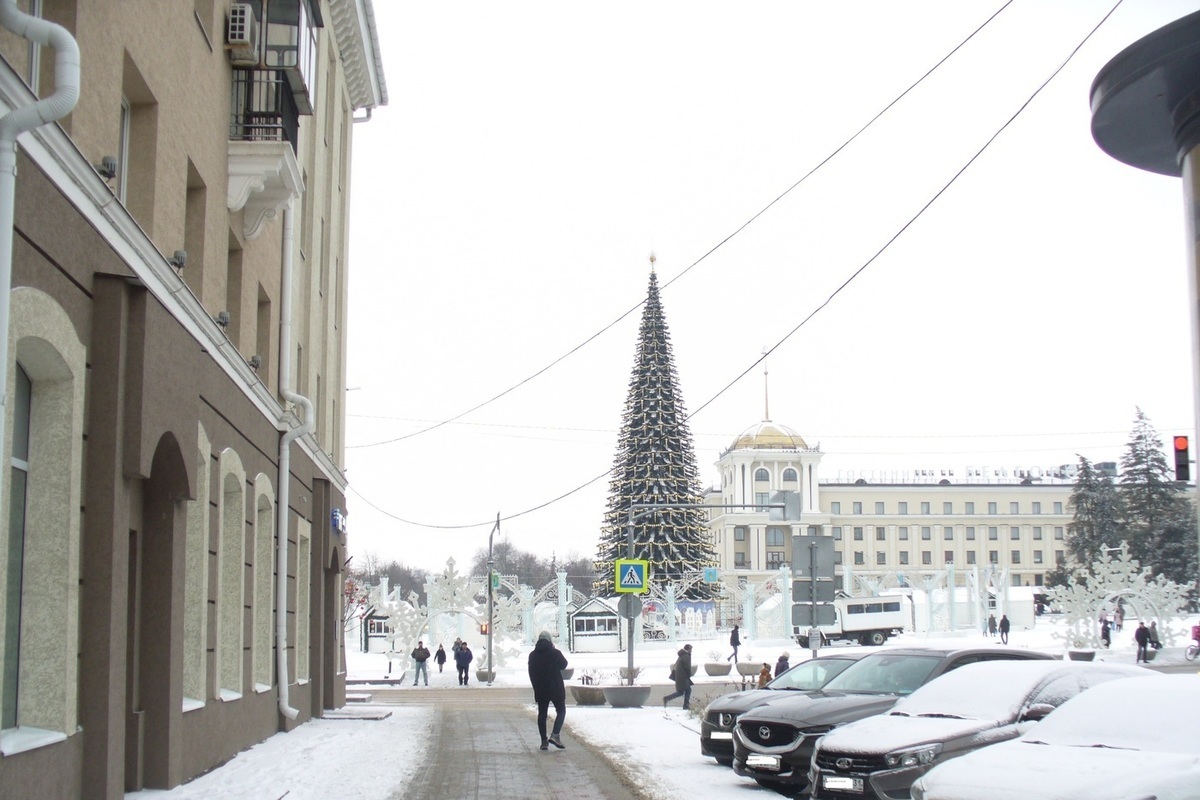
731, 647, 1053, 794
701, 651, 869, 765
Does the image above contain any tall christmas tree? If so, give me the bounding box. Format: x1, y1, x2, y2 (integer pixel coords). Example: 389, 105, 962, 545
593, 262, 717, 600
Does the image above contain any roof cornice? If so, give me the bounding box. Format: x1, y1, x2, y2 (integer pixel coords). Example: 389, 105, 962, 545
327, 0, 388, 110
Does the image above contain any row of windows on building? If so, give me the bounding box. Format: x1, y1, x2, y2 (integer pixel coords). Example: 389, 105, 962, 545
828, 500, 1066, 515
730, 547, 1063, 574
730, 524, 1066, 544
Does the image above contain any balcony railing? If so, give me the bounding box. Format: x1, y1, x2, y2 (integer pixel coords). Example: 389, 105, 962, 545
230, 68, 299, 152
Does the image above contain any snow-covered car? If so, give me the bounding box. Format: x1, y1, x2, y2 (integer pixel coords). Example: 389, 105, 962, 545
809, 660, 1150, 799
910, 673, 1200, 800
701, 651, 869, 765
731, 647, 1053, 795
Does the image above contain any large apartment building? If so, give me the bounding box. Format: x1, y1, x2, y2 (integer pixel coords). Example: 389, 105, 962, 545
0, 2, 385, 797
707, 419, 1075, 589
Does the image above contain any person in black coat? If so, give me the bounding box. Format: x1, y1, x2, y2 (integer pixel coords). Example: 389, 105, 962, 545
998, 614, 1010, 645
434, 644, 447, 672
663, 644, 694, 710
528, 631, 569, 750
1134, 621, 1151, 663
775, 651, 790, 678
728, 625, 741, 662
454, 641, 473, 685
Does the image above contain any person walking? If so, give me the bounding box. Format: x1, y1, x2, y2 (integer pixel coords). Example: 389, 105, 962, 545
987, 614, 997, 638
1101, 619, 1112, 648
1134, 621, 1150, 663
410, 640, 431, 686
1113, 605, 1124, 632
775, 651, 791, 678
434, 644, 447, 672
663, 644, 694, 710
528, 631, 569, 751
728, 624, 741, 662
757, 663, 772, 688
998, 614, 1010, 645
1149, 621, 1163, 650
454, 641, 474, 686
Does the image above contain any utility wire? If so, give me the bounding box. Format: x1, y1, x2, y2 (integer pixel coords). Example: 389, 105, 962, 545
354, 0, 1119, 531
347, 0, 1015, 452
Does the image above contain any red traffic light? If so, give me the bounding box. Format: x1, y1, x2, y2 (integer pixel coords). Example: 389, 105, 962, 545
1174, 436, 1190, 482
1175, 435, 1189, 451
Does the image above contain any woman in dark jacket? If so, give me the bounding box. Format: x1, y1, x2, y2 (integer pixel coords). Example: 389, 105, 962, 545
528, 631, 569, 750
662, 644, 694, 710
775, 651, 790, 678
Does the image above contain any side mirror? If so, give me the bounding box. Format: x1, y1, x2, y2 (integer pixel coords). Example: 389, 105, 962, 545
1021, 702, 1056, 722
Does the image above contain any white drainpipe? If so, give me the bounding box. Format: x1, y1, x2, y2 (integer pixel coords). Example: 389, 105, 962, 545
0, 0, 78, 524
276, 202, 310, 721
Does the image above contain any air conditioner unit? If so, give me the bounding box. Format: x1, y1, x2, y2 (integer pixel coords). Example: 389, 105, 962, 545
227, 3, 259, 65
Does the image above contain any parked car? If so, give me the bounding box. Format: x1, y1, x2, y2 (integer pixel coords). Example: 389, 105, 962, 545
701, 651, 870, 765
731, 646, 1053, 794
910, 673, 1200, 800
809, 660, 1150, 799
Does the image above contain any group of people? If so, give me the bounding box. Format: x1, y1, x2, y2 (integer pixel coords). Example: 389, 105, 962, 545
985, 613, 1011, 644
408, 639, 476, 686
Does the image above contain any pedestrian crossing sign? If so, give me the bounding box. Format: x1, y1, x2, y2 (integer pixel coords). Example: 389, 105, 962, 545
614, 559, 649, 593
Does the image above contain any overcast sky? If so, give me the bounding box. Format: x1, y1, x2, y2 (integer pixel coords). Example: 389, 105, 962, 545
343, 1, 1200, 574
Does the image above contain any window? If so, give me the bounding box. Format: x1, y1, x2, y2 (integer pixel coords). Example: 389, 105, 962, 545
921, 527, 931, 540
767, 552, 784, 567
899, 527, 909, 541
854, 551, 865, 565
988, 502, 997, 514
252, 477, 275, 691
1011, 550, 1021, 565
875, 501, 885, 514
943, 526, 954, 541
1033, 526, 1043, 540
734, 552, 746, 567
1034, 550, 1044, 564
966, 551, 977, 564
988, 527, 998, 540
1053, 502, 1063, 514
831, 502, 841, 514
922, 551, 932, 565
943, 502, 952, 514
944, 550, 954, 563
783, 468, 797, 482
876, 552, 887, 565
1010, 526, 1020, 540
898, 502, 908, 514
989, 550, 999, 563
853, 501, 863, 514
218, 450, 247, 699
1054, 527, 1064, 540
1010, 502, 1020, 514
1032, 502, 1042, 514
755, 492, 769, 510
1055, 549, 1064, 563
735, 526, 746, 541
766, 527, 785, 546
832, 527, 843, 541
183, 425, 212, 704
834, 550, 843, 565
754, 468, 769, 481
965, 502, 975, 514
920, 501, 930, 514
3, 366, 30, 730
966, 526, 976, 540
853, 527, 864, 541
296, 521, 311, 682
875, 526, 886, 541
899, 552, 909, 565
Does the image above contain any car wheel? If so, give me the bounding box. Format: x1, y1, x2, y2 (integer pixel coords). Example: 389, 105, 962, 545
863, 631, 887, 646
797, 635, 809, 648
717, 758, 732, 767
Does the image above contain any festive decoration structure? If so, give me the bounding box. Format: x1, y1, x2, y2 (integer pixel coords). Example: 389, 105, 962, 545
1048, 542, 1193, 651
593, 265, 718, 600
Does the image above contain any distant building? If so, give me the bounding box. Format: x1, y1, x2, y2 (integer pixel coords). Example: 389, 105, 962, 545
706, 418, 1073, 588
0, 2, 385, 797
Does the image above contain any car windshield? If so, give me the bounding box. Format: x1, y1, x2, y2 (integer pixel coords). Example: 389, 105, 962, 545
821, 653, 942, 695
769, 658, 856, 691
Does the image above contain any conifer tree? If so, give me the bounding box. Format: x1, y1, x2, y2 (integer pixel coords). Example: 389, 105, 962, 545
1066, 455, 1121, 568
593, 268, 717, 599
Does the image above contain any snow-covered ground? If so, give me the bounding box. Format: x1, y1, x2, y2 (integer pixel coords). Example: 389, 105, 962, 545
128, 615, 1199, 800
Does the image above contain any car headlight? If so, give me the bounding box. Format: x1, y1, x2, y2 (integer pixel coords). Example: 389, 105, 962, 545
884, 743, 942, 768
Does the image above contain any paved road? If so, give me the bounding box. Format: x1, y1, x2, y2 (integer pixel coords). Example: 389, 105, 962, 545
365, 686, 658, 800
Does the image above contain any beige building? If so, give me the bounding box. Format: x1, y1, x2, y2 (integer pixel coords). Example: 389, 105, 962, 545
707, 419, 1074, 589
0, 1, 385, 797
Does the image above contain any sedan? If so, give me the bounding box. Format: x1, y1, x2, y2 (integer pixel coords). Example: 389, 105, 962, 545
701, 651, 869, 765
731, 646, 1053, 794
910, 673, 1200, 800
809, 660, 1150, 799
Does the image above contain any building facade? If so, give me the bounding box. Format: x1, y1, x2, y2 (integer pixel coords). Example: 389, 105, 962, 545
707, 419, 1074, 590
0, 1, 385, 797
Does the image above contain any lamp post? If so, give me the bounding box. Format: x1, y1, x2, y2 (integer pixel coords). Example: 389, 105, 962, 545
487, 512, 498, 686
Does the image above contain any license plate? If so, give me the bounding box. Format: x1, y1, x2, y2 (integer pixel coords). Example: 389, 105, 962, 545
822, 775, 864, 793
746, 754, 781, 771
711, 731, 732, 740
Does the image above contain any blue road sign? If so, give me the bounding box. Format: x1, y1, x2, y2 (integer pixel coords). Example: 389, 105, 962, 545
614, 559, 649, 593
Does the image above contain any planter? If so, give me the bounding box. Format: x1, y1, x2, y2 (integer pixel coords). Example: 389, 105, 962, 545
704, 662, 732, 677
560, 667, 575, 680
569, 685, 607, 706
1067, 649, 1096, 662
619, 666, 641, 680
736, 662, 762, 676
475, 669, 496, 682
602, 685, 652, 708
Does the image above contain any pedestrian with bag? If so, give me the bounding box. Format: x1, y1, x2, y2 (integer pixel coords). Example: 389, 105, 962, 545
663, 644, 694, 710
410, 640, 431, 686
528, 631, 569, 751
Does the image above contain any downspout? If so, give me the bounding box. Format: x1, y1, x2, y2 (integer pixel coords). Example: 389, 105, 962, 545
0, 0, 78, 524
276, 201, 311, 721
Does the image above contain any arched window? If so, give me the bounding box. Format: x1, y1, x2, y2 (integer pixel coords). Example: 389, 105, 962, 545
2, 365, 31, 730
216, 449, 246, 699
782, 468, 798, 482
252, 476, 275, 691
183, 424, 211, 706
754, 468, 769, 482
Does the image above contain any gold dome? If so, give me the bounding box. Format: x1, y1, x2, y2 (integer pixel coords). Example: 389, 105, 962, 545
729, 420, 808, 451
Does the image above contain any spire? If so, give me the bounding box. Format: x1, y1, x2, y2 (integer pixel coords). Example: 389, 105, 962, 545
649, 251, 656, 273
762, 346, 770, 421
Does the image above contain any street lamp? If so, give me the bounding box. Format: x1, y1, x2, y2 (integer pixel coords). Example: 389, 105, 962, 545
487, 512, 498, 686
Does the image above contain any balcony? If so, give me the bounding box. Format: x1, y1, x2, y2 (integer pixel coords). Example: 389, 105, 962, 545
227, 68, 302, 241
230, 68, 299, 152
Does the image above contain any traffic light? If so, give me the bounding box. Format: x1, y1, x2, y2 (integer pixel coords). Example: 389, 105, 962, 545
1174, 435, 1190, 482
479, 622, 489, 635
